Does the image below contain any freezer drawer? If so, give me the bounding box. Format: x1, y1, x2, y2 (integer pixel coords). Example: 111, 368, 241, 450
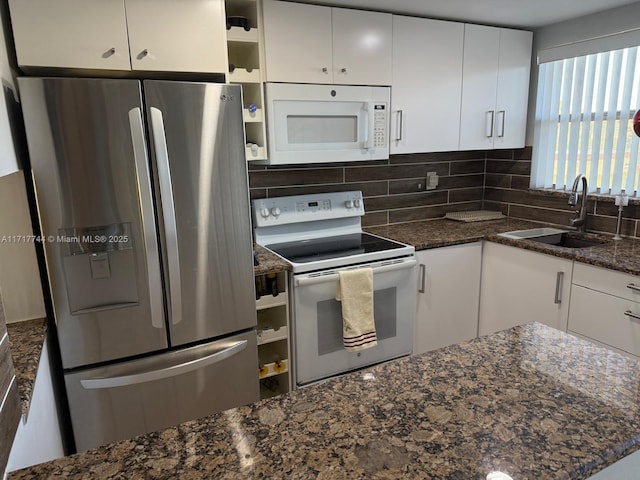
64, 330, 259, 452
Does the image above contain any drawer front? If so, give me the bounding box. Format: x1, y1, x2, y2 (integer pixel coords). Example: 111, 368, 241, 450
568, 284, 640, 357
573, 262, 640, 302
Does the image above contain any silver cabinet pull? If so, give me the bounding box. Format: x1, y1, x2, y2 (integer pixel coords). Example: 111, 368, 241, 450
80, 340, 247, 389
554, 271, 564, 304
395, 110, 404, 142
624, 310, 640, 320
141, 49, 149, 57
627, 283, 640, 292
128, 108, 164, 329
485, 110, 495, 138
149, 107, 183, 326
418, 264, 426, 293
497, 110, 506, 137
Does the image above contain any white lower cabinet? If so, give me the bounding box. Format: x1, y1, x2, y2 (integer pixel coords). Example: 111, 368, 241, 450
478, 242, 573, 336
568, 263, 640, 358
414, 242, 481, 355
255, 271, 292, 398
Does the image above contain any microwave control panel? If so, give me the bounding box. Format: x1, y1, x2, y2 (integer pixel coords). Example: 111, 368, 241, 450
373, 104, 387, 148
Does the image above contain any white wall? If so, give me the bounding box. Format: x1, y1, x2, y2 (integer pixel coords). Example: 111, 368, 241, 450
0, 6, 19, 177
6, 341, 64, 472
0, 8, 45, 322
526, 2, 640, 144
0, 171, 45, 322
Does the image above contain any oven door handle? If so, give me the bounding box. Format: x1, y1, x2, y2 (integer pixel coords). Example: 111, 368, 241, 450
294, 259, 417, 287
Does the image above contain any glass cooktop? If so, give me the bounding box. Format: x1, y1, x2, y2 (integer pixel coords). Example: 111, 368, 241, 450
265, 233, 407, 264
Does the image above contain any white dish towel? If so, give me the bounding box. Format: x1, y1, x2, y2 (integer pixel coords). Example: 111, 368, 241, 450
336, 268, 377, 351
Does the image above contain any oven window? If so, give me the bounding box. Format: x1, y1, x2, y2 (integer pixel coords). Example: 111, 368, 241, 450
317, 287, 397, 356
287, 115, 357, 144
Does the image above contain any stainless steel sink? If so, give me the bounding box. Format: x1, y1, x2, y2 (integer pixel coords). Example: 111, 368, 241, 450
499, 228, 606, 249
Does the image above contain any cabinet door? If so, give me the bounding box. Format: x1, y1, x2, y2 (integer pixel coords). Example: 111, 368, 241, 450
414, 242, 481, 355
263, 0, 333, 83
8, 0, 131, 70
459, 24, 500, 151
568, 285, 640, 358
126, 0, 227, 73
391, 16, 463, 154
494, 29, 532, 149
332, 9, 392, 86
478, 242, 572, 336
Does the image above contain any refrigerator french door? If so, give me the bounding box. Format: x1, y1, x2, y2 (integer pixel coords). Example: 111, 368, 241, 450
18, 77, 259, 451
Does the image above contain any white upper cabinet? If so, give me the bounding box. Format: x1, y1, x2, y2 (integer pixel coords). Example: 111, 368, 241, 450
391, 16, 463, 154
8, 0, 227, 74
262, 0, 333, 83
126, 0, 227, 73
331, 8, 392, 86
262, 0, 392, 85
459, 25, 532, 150
9, 0, 131, 71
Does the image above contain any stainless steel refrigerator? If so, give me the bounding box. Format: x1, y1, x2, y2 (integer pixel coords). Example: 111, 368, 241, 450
18, 77, 259, 452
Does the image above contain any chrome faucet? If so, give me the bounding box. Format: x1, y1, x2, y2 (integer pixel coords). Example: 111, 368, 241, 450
568, 174, 588, 232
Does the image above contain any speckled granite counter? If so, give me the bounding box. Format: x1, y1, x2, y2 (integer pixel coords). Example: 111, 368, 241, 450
367, 218, 640, 276
9, 323, 640, 479
254, 244, 289, 276
6, 318, 46, 415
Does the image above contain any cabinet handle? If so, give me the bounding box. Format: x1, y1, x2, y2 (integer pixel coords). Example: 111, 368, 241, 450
418, 264, 426, 293
627, 283, 640, 292
624, 310, 640, 320
497, 110, 506, 137
139, 49, 149, 59
554, 271, 564, 304
322, 67, 328, 73
485, 111, 495, 138
395, 110, 404, 141
103, 47, 116, 58
340, 67, 347, 74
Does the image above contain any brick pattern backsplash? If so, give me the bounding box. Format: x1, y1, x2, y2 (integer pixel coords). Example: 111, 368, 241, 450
249, 151, 485, 227
248, 146, 640, 238
484, 147, 640, 238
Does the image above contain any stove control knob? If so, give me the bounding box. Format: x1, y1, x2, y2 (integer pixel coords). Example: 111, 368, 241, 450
270, 207, 281, 217
354, 199, 361, 208
259, 207, 270, 218
345, 200, 353, 209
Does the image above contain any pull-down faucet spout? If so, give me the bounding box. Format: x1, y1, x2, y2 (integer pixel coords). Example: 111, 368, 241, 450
568, 174, 588, 232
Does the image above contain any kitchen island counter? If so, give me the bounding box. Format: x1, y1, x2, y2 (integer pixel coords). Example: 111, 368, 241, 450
9, 323, 640, 479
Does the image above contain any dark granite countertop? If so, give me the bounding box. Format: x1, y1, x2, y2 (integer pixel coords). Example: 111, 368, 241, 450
254, 244, 289, 276
9, 323, 640, 479
367, 218, 640, 276
6, 318, 47, 415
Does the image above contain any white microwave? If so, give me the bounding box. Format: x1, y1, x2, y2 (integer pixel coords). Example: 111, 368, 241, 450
264, 82, 390, 165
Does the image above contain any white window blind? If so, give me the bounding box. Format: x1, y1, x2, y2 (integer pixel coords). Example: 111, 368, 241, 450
531, 46, 640, 196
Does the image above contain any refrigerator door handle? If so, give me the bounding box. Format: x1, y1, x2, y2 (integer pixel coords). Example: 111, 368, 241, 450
80, 340, 248, 389
128, 107, 164, 329
149, 107, 183, 326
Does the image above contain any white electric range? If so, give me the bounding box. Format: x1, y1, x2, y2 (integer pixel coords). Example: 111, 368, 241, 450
253, 191, 416, 386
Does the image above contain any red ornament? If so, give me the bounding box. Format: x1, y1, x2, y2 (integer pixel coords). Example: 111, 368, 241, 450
634, 109, 640, 137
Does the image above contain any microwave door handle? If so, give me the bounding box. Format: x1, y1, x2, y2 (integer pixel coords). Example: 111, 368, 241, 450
128, 108, 164, 329
149, 107, 183, 326
361, 104, 373, 150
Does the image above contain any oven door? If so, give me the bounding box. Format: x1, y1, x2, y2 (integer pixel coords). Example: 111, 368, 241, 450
291, 257, 417, 385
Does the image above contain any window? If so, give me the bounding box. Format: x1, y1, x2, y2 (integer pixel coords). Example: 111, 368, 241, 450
531, 46, 640, 196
